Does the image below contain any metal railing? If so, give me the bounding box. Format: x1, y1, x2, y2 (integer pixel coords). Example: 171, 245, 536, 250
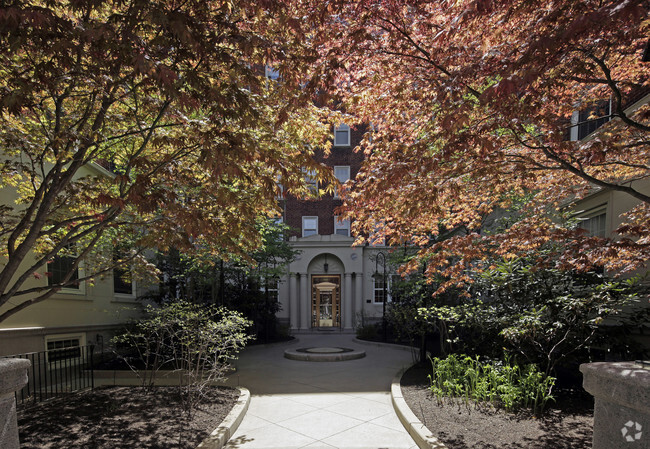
3, 344, 95, 407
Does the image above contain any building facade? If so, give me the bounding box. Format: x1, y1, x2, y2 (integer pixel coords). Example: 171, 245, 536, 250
274, 124, 390, 332
0, 162, 144, 357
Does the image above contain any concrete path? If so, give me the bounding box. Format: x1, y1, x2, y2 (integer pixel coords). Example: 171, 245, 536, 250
223, 334, 419, 449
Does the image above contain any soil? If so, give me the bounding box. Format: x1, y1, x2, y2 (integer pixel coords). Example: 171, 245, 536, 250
18, 386, 239, 449
400, 364, 594, 449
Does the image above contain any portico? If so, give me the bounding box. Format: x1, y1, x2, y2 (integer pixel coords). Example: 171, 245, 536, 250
279, 234, 381, 332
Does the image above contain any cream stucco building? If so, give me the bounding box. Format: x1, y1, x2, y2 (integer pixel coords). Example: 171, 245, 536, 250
0, 162, 145, 357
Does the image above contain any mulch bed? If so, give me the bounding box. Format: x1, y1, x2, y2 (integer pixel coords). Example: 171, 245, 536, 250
18, 386, 239, 449
401, 364, 594, 449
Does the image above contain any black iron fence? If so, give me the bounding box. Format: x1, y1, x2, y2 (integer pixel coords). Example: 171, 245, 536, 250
3, 344, 95, 407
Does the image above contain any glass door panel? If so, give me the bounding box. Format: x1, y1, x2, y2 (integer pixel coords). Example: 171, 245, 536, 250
319, 291, 333, 326
311, 275, 341, 328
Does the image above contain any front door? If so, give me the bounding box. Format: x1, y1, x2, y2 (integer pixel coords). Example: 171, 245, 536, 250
311, 275, 341, 328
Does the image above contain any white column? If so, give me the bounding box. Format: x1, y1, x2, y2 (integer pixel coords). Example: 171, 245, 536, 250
300, 273, 310, 330
355, 273, 363, 320
344, 273, 353, 329
289, 273, 298, 330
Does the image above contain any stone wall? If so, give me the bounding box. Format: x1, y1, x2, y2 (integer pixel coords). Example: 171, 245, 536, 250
0, 358, 30, 449
581, 361, 649, 448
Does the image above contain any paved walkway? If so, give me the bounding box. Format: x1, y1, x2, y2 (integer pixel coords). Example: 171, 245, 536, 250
223, 334, 419, 449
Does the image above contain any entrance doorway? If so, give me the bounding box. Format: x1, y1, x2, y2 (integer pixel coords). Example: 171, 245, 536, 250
311, 275, 341, 328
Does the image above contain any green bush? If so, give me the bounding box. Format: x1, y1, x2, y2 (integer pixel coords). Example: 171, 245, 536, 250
428, 354, 555, 415
356, 323, 379, 340
113, 300, 252, 414
420, 256, 648, 376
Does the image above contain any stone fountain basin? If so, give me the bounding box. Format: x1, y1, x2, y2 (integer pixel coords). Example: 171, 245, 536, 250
284, 347, 366, 362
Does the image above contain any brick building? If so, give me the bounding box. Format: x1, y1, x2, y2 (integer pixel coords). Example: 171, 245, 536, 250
275, 122, 389, 332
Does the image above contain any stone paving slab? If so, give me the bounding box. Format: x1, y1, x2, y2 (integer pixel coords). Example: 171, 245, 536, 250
223, 335, 419, 449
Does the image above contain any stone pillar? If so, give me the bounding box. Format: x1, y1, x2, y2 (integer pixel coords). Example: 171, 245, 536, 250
354, 273, 363, 321
0, 358, 30, 449
581, 361, 650, 449
289, 273, 298, 330
300, 273, 310, 330
344, 273, 353, 330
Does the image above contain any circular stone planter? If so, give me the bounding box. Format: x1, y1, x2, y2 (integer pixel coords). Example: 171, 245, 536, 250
284, 347, 366, 362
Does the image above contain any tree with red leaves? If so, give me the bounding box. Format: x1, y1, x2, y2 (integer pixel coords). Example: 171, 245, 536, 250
0, 0, 333, 322
306, 0, 650, 291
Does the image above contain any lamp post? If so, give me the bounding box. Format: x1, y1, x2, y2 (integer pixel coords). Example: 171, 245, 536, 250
374, 251, 388, 342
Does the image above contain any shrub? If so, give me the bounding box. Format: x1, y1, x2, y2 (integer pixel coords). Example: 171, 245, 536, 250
428, 354, 555, 415
420, 256, 648, 376
356, 323, 379, 340
112, 300, 252, 414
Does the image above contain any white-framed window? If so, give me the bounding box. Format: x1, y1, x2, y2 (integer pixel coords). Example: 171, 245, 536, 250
45, 333, 86, 364
334, 216, 350, 237
373, 274, 400, 304
579, 208, 607, 238
304, 169, 318, 193
333, 165, 350, 198
47, 246, 85, 294
373, 274, 390, 304
302, 216, 318, 237
334, 123, 351, 146
265, 66, 280, 81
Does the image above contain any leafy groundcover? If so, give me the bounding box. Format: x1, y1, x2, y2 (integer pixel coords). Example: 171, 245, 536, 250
18, 386, 239, 449
401, 365, 594, 449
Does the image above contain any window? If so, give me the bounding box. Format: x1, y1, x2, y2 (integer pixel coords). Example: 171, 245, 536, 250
302, 216, 318, 237
571, 100, 611, 141
580, 210, 607, 238
373, 274, 399, 303
333, 166, 350, 198
261, 276, 279, 302
47, 246, 84, 293
370, 222, 386, 246
334, 216, 350, 236
113, 266, 133, 295
45, 334, 86, 364
112, 251, 135, 296
304, 169, 318, 193
334, 123, 350, 146
269, 216, 285, 242
390, 274, 402, 303
373, 274, 388, 303
265, 66, 280, 81
113, 265, 134, 296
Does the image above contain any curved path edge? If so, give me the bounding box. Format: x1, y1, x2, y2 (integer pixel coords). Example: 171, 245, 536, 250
391, 368, 448, 449
196, 387, 251, 449
353, 337, 419, 353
